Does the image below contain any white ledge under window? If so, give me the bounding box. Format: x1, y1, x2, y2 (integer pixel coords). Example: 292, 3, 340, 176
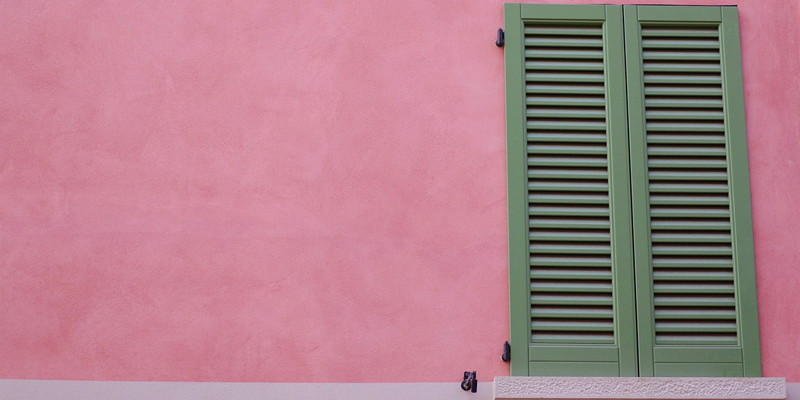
494, 377, 787, 400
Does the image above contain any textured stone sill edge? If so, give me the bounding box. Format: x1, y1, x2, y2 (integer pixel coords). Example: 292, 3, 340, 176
494, 377, 787, 400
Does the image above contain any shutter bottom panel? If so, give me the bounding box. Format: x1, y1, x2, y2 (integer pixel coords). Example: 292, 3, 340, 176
530, 361, 620, 377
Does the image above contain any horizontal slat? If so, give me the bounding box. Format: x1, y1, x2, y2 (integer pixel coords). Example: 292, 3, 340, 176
649, 208, 730, 218
644, 86, 723, 96
646, 97, 724, 108
528, 95, 606, 107
526, 49, 604, 59
655, 321, 738, 333
530, 336, 615, 345
529, 206, 610, 217
529, 181, 609, 192
647, 146, 727, 157
526, 72, 605, 83
525, 26, 603, 36
529, 193, 609, 204
528, 144, 608, 155
530, 281, 613, 292
531, 307, 614, 319
649, 194, 729, 205
655, 308, 737, 319
528, 108, 606, 118
530, 256, 611, 267
648, 170, 729, 181
646, 122, 725, 132
528, 84, 606, 95
528, 120, 607, 131
525, 37, 604, 47
647, 135, 726, 145
642, 39, 719, 49
651, 245, 732, 256
651, 232, 732, 242
530, 230, 611, 241
649, 182, 728, 193
532, 320, 615, 332
529, 218, 610, 230
529, 156, 608, 167
531, 294, 613, 306
528, 132, 608, 143
653, 282, 735, 294
644, 74, 722, 85
646, 110, 725, 120
651, 258, 733, 269
530, 243, 611, 254
529, 169, 609, 180
643, 63, 721, 73
531, 268, 612, 280
526, 60, 605, 71
641, 27, 721, 38
654, 296, 736, 307
642, 51, 720, 61
652, 270, 734, 281
650, 220, 731, 230
654, 336, 739, 346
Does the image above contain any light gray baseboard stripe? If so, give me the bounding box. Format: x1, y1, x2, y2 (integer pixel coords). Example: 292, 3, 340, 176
1, 379, 797, 400
0, 380, 492, 400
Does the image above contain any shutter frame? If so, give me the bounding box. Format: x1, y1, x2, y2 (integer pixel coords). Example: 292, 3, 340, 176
505, 2, 531, 377
719, 6, 762, 378
623, 5, 762, 377
505, 4, 638, 377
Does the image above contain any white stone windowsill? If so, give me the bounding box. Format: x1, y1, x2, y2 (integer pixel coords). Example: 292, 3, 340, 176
494, 377, 787, 400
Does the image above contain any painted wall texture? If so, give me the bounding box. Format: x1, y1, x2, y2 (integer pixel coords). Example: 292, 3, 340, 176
1, 0, 799, 383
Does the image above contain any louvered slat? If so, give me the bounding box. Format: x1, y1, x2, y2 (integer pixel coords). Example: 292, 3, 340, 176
524, 21, 616, 348
639, 23, 738, 348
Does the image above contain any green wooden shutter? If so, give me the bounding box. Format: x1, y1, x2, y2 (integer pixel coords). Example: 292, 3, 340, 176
624, 5, 762, 377
505, 4, 638, 377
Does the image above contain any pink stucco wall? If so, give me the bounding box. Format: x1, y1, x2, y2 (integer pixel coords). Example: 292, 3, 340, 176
1, 0, 798, 383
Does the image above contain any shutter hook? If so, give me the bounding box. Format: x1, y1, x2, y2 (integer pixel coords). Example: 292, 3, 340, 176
461, 371, 477, 393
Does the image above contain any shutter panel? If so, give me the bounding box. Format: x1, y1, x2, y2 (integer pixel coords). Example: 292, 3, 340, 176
505, 4, 638, 377
624, 6, 762, 377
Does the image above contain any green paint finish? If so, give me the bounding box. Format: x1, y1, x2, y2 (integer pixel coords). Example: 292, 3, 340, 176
654, 363, 744, 377
623, 4, 760, 378
622, 4, 655, 378
505, 3, 638, 378
530, 346, 619, 362
720, 6, 762, 378
637, 6, 720, 23
520, 4, 605, 20
654, 347, 742, 363
504, 2, 529, 377
504, 3, 760, 378
604, 4, 639, 378
530, 362, 620, 377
